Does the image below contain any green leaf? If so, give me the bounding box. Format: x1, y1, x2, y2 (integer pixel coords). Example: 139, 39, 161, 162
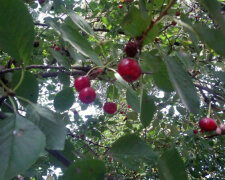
180, 16, 200, 53
59, 23, 102, 66
58, 73, 70, 86
138, 0, 148, 19
143, 25, 159, 45
153, 0, 164, 9
68, 11, 97, 38
0, 0, 34, 64
165, 57, 200, 114
158, 147, 188, 180
107, 85, 119, 100
49, 48, 71, 69
68, 48, 86, 61
121, 7, 150, 37
143, 54, 173, 92
214, 71, 225, 85
198, 0, 225, 30
61, 159, 105, 180
181, 17, 225, 57
11, 71, 39, 106
126, 111, 138, 120
0, 114, 45, 180
126, 90, 140, 113
110, 134, 158, 169
26, 104, 66, 150
176, 51, 194, 71
140, 90, 155, 127
54, 87, 75, 112
114, 73, 140, 112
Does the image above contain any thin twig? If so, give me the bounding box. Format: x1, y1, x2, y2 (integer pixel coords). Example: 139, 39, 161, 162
139, 0, 177, 46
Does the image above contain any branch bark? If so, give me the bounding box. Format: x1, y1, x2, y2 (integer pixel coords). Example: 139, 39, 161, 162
0, 65, 91, 75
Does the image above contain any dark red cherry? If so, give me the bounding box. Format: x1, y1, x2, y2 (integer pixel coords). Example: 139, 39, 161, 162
103, 102, 117, 114
124, 42, 138, 57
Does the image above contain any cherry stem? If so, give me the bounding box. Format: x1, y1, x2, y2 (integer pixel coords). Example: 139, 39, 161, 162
13, 68, 25, 92
207, 101, 211, 118
16, 96, 34, 105
0, 79, 12, 94
8, 96, 17, 113
214, 112, 223, 124
106, 67, 117, 73
86, 66, 102, 76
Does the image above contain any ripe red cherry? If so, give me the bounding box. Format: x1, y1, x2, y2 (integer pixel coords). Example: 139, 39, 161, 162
124, 42, 138, 57
171, 21, 177, 26
154, 37, 159, 43
176, 11, 181, 16
103, 102, 117, 114
127, 104, 131, 109
79, 87, 96, 104
118, 4, 123, 9
193, 129, 198, 134
55, 46, 60, 51
199, 117, 217, 132
74, 76, 90, 92
118, 58, 142, 82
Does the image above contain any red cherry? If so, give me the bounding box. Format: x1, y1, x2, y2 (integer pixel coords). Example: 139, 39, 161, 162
103, 102, 117, 114
79, 87, 96, 104
154, 37, 159, 43
193, 129, 198, 134
118, 4, 123, 9
124, 42, 138, 57
127, 104, 131, 109
55, 46, 60, 51
199, 117, 217, 132
80, 134, 85, 138
118, 58, 142, 82
171, 21, 177, 26
176, 11, 181, 16
74, 76, 90, 92
38, 0, 45, 4
120, 111, 125, 114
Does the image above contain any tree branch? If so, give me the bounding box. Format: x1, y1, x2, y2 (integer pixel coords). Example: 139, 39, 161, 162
46, 149, 72, 167
67, 129, 110, 149
139, 0, 177, 46
195, 83, 225, 102
0, 65, 91, 75
93, 28, 125, 34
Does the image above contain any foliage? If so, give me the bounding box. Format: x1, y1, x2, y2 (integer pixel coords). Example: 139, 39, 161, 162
0, 0, 225, 179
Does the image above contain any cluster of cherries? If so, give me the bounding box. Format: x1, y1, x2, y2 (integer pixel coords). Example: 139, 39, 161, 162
74, 76, 118, 114
195, 117, 225, 135
74, 39, 142, 114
